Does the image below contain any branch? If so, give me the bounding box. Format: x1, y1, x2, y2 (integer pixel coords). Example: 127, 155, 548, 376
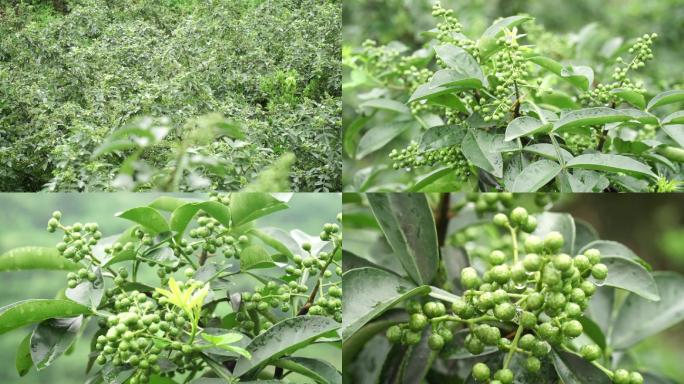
435, 193, 451, 248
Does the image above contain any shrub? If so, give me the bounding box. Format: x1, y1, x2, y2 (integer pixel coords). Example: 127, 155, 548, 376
343, 3, 684, 192
0, 192, 342, 383
0, 0, 341, 191
343, 192, 684, 383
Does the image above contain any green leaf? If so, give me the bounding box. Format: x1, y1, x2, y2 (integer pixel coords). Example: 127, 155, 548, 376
359, 99, 410, 115
647, 90, 684, 111
342, 267, 429, 340
511, 160, 561, 192
16, 333, 32, 377
408, 83, 460, 104
579, 240, 650, 269
408, 167, 457, 192
523, 143, 574, 163
565, 154, 657, 179
356, 120, 415, 160
610, 272, 684, 350
275, 357, 341, 384
553, 107, 633, 133
528, 56, 593, 90
239, 245, 273, 270
116, 207, 169, 234
662, 110, 684, 125
0, 247, 80, 271
600, 256, 659, 301
662, 124, 684, 147
578, 316, 607, 350
479, 15, 533, 58
551, 350, 611, 384
249, 228, 296, 259
461, 129, 505, 178
344, 115, 371, 158
611, 88, 646, 109
148, 197, 189, 212
505, 116, 552, 141
433, 44, 486, 85
0, 300, 91, 335
429, 69, 485, 90
232, 316, 340, 376
30, 316, 83, 369
419, 124, 466, 151
229, 193, 289, 227
92, 140, 137, 157
366, 194, 439, 285
169, 201, 231, 240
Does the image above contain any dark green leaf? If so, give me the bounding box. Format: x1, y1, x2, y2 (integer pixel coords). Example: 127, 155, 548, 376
461, 129, 505, 178
116, 207, 169, 234
0, 300, 91, 335
356, 120, 415, 160
528, 56, 594, 90
601, 256, 659, 301
342, 267, 429, 340
505, 116, 552, 141
419, 124, 466, 151
275, 357, 341, 384
359, 99, 411, 115
230, 193, 290, 227
647, 90, 684, 111
511, 159, 561, 192
16, 333, 33, 377
566, 154, 656, 179
611, 88, 646, 109
551, 350, 611, 384
239, 245, 273, 270
553, 108, 633, 133
429, 69, 485, 90
30, 316, 83, 369
233, 316, 339, 376
366, 194, 439, 285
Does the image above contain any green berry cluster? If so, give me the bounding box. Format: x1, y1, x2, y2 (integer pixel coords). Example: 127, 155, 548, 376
95, 281, 206, 384
583, 34, 656, 107
432, 2, 478, 58
562, 130, 600, 154
466, 192, 515, 214
235, 220, 343, 336
385, 206, 627, 382
389, 142, 471, 180
478, 36, 528, 123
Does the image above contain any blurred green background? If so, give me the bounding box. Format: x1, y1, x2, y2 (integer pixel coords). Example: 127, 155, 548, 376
0, 193, 340, 383
554, 194, 684, 382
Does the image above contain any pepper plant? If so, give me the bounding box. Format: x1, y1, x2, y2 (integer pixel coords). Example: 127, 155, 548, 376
343, 192, 684, 383
343, 2, 684, 192
0, 192, 342, 383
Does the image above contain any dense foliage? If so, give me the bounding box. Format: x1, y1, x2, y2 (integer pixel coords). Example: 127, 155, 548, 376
0, 0, 341, 192
343, 193, 684, 383
0, 192, 343, 383
343, 3, 684, 192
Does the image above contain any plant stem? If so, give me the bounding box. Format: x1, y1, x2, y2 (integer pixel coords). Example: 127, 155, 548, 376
507, 224, 519, 263
503, 323, 524, 369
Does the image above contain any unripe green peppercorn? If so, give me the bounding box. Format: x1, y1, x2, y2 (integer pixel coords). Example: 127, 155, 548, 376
494, 368, 513, 384
428, 333, 445, 350
423, 301, 446, 318
522, 216, 537, 233
494, 302, 515, 321
408, 313, 428, 331
613, 369, 630, 384
461, 267, 480, 289
584, 249, 601, 265
493, 213, 509, 227
524, 236, 543, 253
472, 362, 490, 382
544, 231, 564, 251
489, 250, 506, 265
403, 330, 422, 345
580, 344, 601, 361
519, 333, 536, 350
591, 263, 608, 280
562, 320, 583, 338
510, 207, 528, 226
525, 356, 541, 373
553, 253, 572, 271
629, 372, 643, 384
